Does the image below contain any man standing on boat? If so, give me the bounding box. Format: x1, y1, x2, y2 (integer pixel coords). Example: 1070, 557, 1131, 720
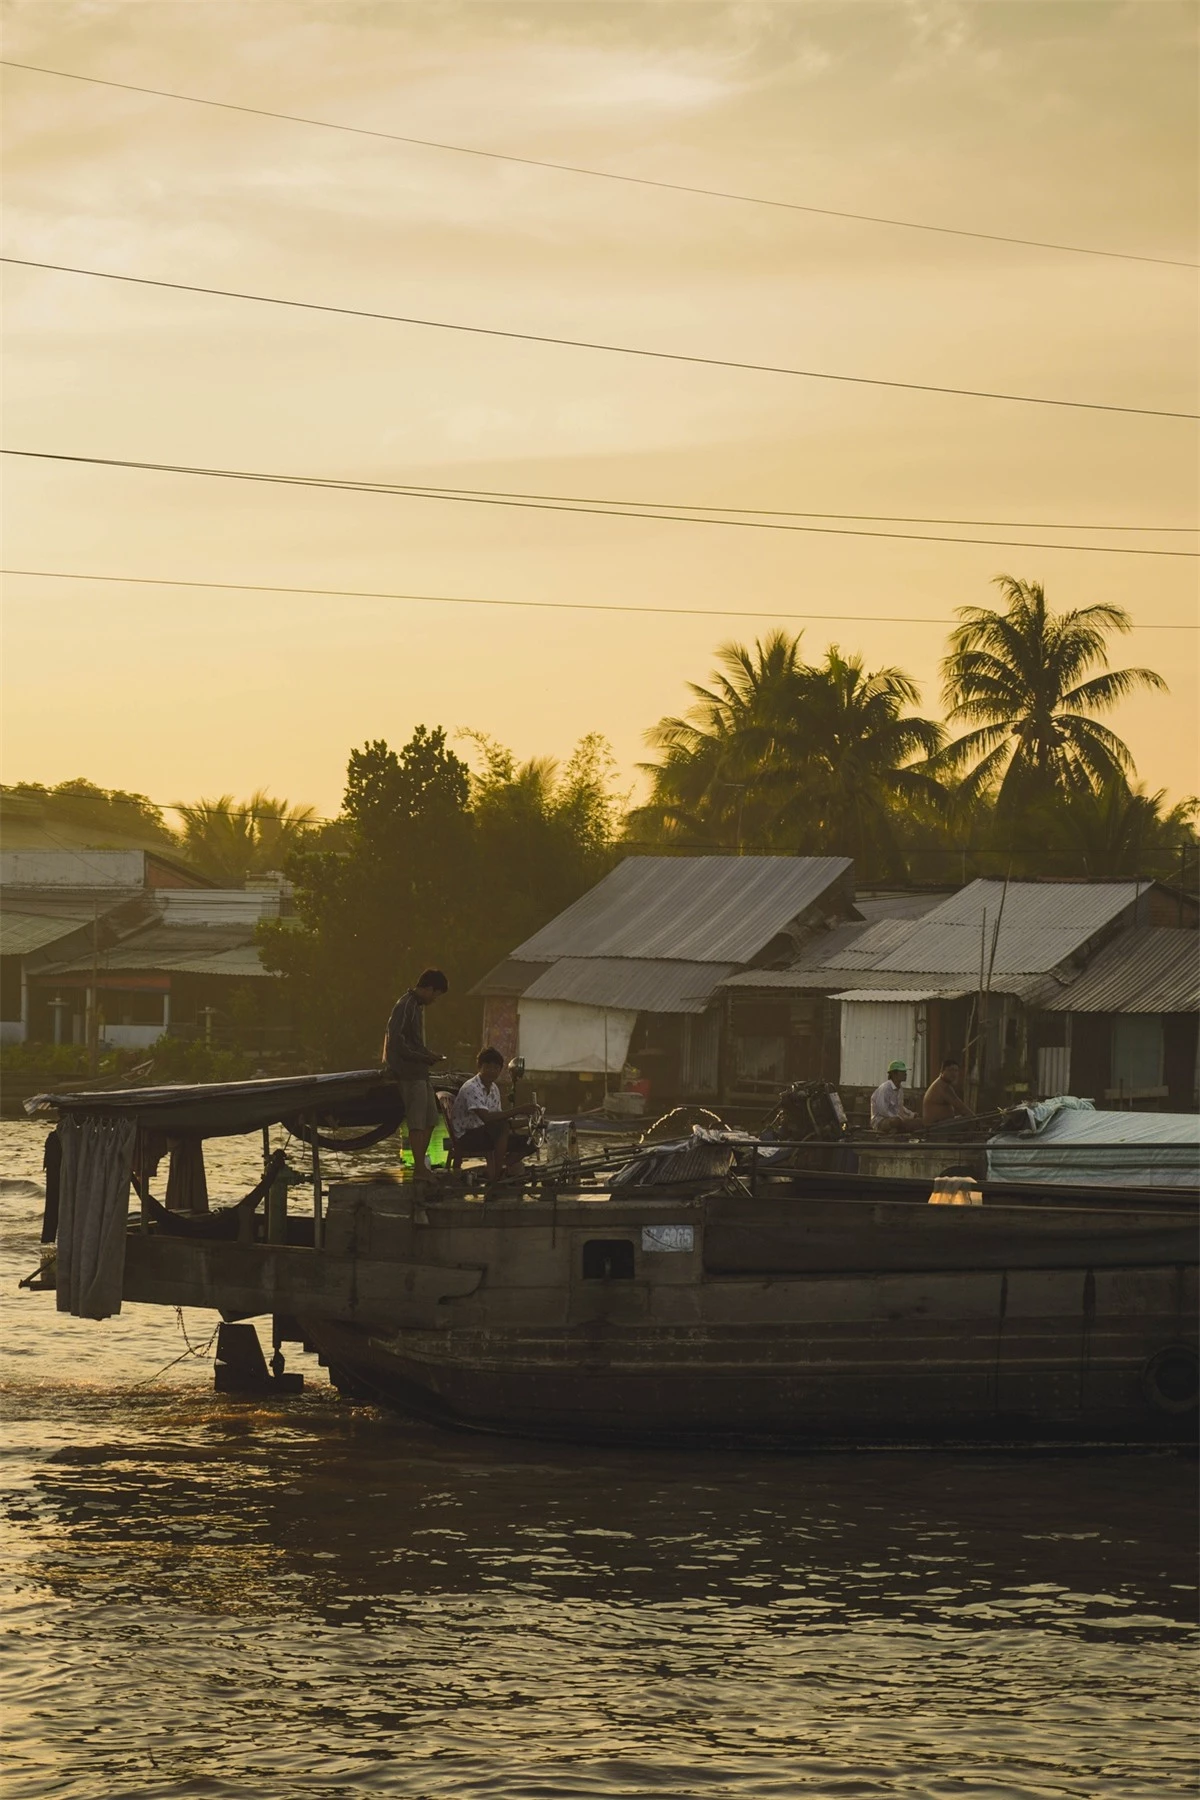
384, 969, 448, 1179
870, 1060, 919, 1134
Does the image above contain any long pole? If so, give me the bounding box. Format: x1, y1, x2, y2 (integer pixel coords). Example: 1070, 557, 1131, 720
311, 1126, 323, 1250
973, 908, 988, 1109
88, 902, 100, 1077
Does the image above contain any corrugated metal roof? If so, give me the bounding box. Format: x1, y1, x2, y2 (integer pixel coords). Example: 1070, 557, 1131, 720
0, 889, 144, 919
833, 988, 968, 1004
1037, 927, 1199, 1014
37, 925, 268, 979
852, 891, 953, 922
833, 917, 921, 965
153, 948, 274, 979
870, 879, 1142, 976
511, 856, 852, 963
522, 957, 737, 1014
723, 964, 1044, 999
470, 957, 553, 997
0, 912, 92, 956
158, 889, 283, 925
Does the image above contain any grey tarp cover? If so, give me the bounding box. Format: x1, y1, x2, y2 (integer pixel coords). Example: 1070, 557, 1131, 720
56, 1113, 137, 1318
987, 1098, 1200, 1190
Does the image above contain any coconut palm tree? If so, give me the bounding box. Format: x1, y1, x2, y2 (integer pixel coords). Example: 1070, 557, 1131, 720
1046, 778, 1197, 879
174, 791, 317, 886
632, 634, 945, 872
781, 648, 945, 874
630, 630, 808, 848
939, 576, 1166, 811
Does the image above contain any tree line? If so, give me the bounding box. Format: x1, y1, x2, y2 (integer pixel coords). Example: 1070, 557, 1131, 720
6, 577, 1195, 1065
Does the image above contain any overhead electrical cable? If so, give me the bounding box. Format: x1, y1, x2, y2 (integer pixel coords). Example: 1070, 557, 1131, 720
209, 473, 1198, 535
1, 58, 1195, 270
3, 257, 1194, 420
4, 450, 1197, 557
4, 567, 1194, 629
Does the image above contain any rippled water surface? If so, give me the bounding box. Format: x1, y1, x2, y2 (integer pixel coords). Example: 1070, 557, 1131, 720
2, 1118, 1196, 1799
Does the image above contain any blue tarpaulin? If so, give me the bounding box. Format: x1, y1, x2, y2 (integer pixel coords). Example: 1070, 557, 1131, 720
987, 1098, 1200, 1190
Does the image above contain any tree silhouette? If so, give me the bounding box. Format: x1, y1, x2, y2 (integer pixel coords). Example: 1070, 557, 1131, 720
173, 791, 317, 885
938, 576, 1166, 812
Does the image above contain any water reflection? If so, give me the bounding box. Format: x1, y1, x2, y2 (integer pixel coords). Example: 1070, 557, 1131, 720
2, 1120, 1197, 1800
15, 1398, 1197, 1635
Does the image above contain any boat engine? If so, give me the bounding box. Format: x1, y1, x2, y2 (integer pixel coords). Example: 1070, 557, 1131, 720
766, 1080, 848, 1143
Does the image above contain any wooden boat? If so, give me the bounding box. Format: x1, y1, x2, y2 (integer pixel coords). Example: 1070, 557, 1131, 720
22, 1073, 1199, 1448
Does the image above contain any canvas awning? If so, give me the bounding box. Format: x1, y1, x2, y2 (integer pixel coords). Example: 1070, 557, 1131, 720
517, 999, 637, 1075
25, 1068, 399, 1138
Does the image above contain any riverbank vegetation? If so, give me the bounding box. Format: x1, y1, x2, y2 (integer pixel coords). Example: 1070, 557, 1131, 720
5, 578, 1196, 1064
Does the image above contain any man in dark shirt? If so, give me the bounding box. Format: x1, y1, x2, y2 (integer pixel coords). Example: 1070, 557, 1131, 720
383, 969, 448, 1179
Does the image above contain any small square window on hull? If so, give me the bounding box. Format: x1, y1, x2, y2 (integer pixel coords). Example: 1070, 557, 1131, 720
582, 1239, 635, 1281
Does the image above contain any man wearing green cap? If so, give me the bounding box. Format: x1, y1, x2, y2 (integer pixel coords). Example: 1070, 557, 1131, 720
870, 1059, 918, 1134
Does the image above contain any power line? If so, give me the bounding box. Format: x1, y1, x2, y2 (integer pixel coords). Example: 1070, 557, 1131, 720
4, 257, 1194, 421
6, 450, 1197, 557
2, 57, 1195, 272
5, 566, 1195, 628
260, 477, 1199, 534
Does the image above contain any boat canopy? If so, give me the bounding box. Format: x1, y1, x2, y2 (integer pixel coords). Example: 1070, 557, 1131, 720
988, 1097, 1200, 1190
24, 1068, 401, 1139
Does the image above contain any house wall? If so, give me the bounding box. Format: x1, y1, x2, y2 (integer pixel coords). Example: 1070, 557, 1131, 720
625, 1014, 683, 1098
1164, 1015, 1199, 1108
103, 1024, 165, 1050
0, 955, 22, 1028
481, 996, 519, 1063
1, 850, 149, 888
1143, 888, 1199, 928
1048, 1010, 1197, 1110
721, 994, 837, 1103
840, 1001, 928, 1088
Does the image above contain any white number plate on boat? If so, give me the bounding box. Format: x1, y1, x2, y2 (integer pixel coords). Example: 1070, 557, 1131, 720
641, 1225, 695, 1253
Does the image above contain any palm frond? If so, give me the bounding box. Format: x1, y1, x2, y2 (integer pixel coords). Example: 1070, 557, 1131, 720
1059, 667, 1168, 712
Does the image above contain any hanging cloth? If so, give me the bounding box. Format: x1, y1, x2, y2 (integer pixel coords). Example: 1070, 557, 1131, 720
55, 1114, 137, 1319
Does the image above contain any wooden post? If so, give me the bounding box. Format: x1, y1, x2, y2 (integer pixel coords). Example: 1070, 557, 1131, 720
87, 904, 100, 1077
263, 1125, 288, 1245
310, 1126, 323, 1250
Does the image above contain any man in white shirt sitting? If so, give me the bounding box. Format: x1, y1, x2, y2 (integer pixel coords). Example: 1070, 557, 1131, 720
870, 1060, 919, 1135
451, 1047, 535, 1180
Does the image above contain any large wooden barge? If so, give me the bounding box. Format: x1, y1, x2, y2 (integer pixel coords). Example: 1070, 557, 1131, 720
22, 1071, 1199, 1448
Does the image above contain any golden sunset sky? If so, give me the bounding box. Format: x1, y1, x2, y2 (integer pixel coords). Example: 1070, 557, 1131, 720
2, 0, 1197, 818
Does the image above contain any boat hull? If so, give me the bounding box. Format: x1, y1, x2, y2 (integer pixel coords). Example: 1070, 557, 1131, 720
296, 1184, 1197, 1447
120, 1180, 1198, 1448
302, 1270, 1197, 1448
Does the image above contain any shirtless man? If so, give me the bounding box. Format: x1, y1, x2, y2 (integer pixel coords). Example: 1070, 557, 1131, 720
922, 1056, 973, 1126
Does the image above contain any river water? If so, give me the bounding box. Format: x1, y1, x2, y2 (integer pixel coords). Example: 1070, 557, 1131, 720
1, 1117, 1196, 1799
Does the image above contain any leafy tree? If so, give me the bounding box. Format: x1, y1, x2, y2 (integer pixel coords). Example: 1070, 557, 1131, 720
260, 726, 621, 1067
1, 778, 175, 852
173, 790, 318, 886
464, 731, 621, 956
1024, 778, 1198, 880
260, 729, 474, 1066
938, 576, 1166, 812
